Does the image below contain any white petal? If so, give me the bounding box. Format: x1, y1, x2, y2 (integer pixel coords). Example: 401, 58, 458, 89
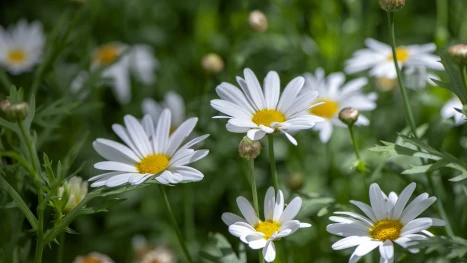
237, 196, 260, 226
247, 129, 266, 141
391, 183, 416, 219
263, 71, 280, 109
262, 241, 276, 263
350, 200, 377, 222
400, 218, 432, 235
94, 161, 138, 173
222, 212, 247, 226
379, 240, 394, 262
399, 197, 436, 224
264, 187, 275, 221
279, 197, 302, 223
349, 240, 381, 263
245, 234, 268, 249
332, 236, 371, 250
273, 189, 284, 221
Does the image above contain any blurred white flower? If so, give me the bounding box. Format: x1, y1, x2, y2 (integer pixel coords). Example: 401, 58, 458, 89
142, 91, 185, 132
345, 38, 443, 88
58, 176, 88, 213
71, 42, 158, 104
441, 96, 465, 126
72, 252, 114, 263
0, 19, 45, 74
90, 109, 209, 187
303, 68, 377, 143
327, 183, 445, 263
211, 68, 324, 146
132, 235, 176, 263
222, 186, 311, 262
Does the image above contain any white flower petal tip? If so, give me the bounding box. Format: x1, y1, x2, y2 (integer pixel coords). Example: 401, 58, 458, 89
91, 112, 208, 188
211, 68, 322, 145
223, 186, 309, 261
327, 182, 443, 263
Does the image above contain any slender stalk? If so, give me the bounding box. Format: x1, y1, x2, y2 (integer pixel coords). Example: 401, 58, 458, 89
18, 121, 39, 172
267, 135, 279, 191
460, 65, 467, 93
427, 176, 455, 237
33, 201, 44, 263
57, 233, 65, 263
348, 125, 361, 160
387, 12, 418, 137
247, 159, 260, 214
184, 184, 195, 242
0, 176, 37, 230
158, 185, 194, 263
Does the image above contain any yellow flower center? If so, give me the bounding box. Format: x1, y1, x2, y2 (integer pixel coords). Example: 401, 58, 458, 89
370, 219, 404, 241
82, 256, 102, 263
252, 110, 286, 127
7, 49, 27, 64
136, 154, 169, 174
254, 220, 281, 240
93, 44, 121, 65
387, 47, 410, 63
309, 99, 340, 119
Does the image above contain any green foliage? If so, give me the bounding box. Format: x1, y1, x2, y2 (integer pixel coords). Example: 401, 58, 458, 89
200, 233, 247, 263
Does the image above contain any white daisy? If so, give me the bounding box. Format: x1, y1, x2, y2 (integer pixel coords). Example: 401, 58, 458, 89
327, 183, 445, 263
89, 109, 209, 187
211, 68, 324, 145
441, 96, 465, 126
72, 42, 158, 104
0, 19, 45, 74
345, 38, 443, 87
303, 68, 377, 143
142, 91, 185, 133
222, 186, 311, 262
72, 252, 114, 263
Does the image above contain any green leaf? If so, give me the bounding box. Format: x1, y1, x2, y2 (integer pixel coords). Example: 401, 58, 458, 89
6, 86, 23, 103
33, 98, 81, 128
200, 233, 246, 263
439, 50, 467, 104
79, 198, 126, 215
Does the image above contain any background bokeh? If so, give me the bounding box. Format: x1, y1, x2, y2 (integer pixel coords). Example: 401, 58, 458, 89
1, 0, 467, 262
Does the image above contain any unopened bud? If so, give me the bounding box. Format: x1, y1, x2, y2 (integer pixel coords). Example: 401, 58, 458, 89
379, 0, 405, 12
339, 107, 359, 126
248, 10, 268, 33
287, 172, 305, 192
0, 100, 11, 111
238, 136, 262, 160
449, 44, 467, 66
4, 102, 29, 121
201, 53, 224, 74
58, 176, 88, 214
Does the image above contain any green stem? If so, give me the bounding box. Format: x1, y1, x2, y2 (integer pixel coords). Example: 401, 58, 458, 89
267, 135, 279, 191
460, 65, 467, 94
0, 176, 38, 230
184, 184, 195, 242
387, 12, 418, 138
247, 159, 260, 214
158, 185, 194, 263
0, 151, 36, 177
0, 69, 12, 92
348, 125, 361, 159
427, 176, 455, 237
17, 121, 40, 173
57, 233, 65, 263
33, 201, 44, 263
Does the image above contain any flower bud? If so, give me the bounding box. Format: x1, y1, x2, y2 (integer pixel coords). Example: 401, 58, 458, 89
238, 136, 262, 160
449, 44, 467, 66
287, 172, 305, 192
201, 53, 224, 74
339, 107, 360, 126
59, 176, 88, 213
0, 100, 11, 111
248, 10, 268, 33
4, 102, 29, 122
379, 0, 405, 12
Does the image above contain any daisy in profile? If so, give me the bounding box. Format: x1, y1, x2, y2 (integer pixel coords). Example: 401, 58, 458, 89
327, 183, 445, 263
142, 91, 185, 132
441, 96, 465, 126
72, 252, 114, 263
211, 68, 324, 145
222, 186, 311, 262
0, 19, 45, 74
345, 38, 443, 88
72, 43, 158, 104
303, 68, 377, 143
90, 109, 209, 187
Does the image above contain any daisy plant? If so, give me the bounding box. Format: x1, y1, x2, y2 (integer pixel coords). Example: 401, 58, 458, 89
303, 68, 377, 143
327, 183, 445, 263
222, 186, 311, 262
142, 91, 186, 133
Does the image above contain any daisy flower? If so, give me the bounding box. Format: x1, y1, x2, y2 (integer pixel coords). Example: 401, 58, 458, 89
303, 68, 377, 143
142, 91, 185, 132
441, 96, 465, 126
345, 38, 443, 88
72, 42, 158, 104
0, 19, 45, 74
222, 186, 311, 262
327, 183, 445, 263
72, 252, 114, 263
90, 109, 209, 187
211, 68, 324, 145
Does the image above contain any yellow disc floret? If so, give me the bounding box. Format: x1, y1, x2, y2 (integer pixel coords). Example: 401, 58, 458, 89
136, 154, 170, 174
252, 109, 286, 127
370, 219, 404, 241
93, 44, 121, 65
7, 49, 27, 64
255, 220, 281, 240
387, 47, 410, 63
309, 99, 340, 119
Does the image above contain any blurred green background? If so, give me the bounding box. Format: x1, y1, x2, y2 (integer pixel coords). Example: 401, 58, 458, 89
1, 0, 467, 262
